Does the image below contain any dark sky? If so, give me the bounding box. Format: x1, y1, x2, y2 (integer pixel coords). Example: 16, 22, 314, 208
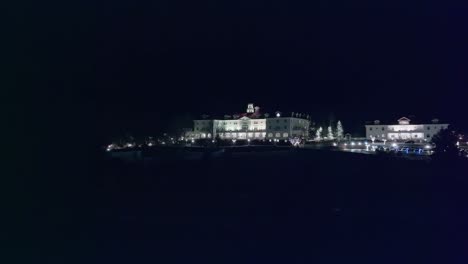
11, 0, 468, 141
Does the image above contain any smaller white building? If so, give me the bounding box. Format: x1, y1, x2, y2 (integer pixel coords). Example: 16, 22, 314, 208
365, 117, 448, 142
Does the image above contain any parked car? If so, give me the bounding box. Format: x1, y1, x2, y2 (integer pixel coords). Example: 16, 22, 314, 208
398, 147, 410, 154
422, 149, 432, 155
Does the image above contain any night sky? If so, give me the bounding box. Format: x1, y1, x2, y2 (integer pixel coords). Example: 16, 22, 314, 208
12, 0, 468, 142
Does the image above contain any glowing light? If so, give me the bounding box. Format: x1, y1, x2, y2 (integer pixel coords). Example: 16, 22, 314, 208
351, 142, 355, 146
392, 143, 397, 147
344, 143, 348, 146
212, 140, 215, 143
148, 143, 153, 146
425, 145, 431, 149
333, 142, 337, 146
358, 142, 362, 145
276, 112, 281, 117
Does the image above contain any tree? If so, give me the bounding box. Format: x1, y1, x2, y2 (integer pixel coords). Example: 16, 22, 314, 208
315, 126, 323, 140
336, 120, 344, 139
308, 121, 316, 138
431, 127, 460, 160
327, 126, 334, 140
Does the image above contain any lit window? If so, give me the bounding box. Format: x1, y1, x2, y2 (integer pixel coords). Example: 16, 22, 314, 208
268, 133, 273, 137
275, 133, 281, 137
283, 133, 288, 137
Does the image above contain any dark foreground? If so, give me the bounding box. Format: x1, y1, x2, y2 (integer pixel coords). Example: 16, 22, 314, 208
12, 149, 468, 263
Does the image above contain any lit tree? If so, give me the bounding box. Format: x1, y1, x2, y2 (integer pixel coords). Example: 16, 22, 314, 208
336, 120, 344, 140
315, 127, 323, 140
327, 126, 334, 140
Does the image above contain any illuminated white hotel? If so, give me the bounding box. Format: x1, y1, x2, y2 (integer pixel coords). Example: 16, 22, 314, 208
365, 117, 449, 141
188, 104, 310, 140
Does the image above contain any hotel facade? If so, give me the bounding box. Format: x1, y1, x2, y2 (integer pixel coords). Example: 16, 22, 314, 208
365, 117, 449, 142
187, 104, 310, 141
